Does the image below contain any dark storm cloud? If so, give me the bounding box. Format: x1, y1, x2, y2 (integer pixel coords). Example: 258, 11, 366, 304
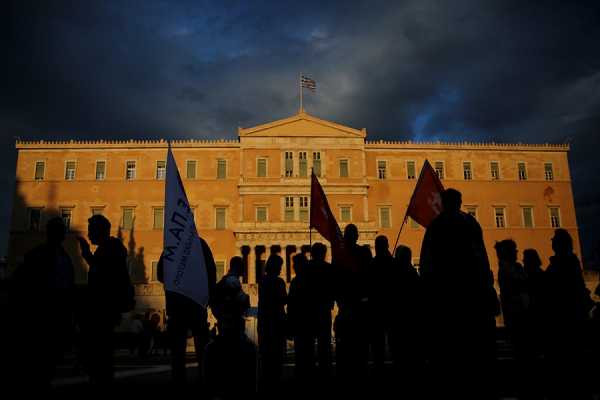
2, 0, 600, 258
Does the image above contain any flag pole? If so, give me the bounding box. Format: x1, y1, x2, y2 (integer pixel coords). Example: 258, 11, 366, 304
392, 214, 408, 254
299, 72, 303, 112
308, 166, 312, 260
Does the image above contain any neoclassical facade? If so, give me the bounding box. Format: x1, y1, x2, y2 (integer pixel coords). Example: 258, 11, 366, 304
9, 112, 581, 311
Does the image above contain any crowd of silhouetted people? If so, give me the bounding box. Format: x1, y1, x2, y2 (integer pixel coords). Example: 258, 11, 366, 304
2, 188, 600, 399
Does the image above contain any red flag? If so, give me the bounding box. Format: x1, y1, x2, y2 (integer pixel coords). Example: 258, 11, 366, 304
406, 160, 445, 228
310, 171, 342, 246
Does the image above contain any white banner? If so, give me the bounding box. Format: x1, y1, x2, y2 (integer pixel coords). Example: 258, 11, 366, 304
163, 144, 209, 306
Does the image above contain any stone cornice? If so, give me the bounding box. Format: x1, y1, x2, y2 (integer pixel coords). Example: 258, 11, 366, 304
16, 138, 239, 150
365, 140, 569, 152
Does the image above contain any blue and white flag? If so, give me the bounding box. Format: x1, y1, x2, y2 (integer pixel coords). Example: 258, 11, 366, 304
163, 144, 209, 306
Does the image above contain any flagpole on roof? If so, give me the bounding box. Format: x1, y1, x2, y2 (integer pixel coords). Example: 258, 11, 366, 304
299, 72, 303, 113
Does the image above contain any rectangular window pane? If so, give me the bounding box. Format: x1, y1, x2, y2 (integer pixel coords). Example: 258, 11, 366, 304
379, 207, 391, 228
495, 208, 505, 228
522, 207, 533, 228
256, 207, 267, 222
463, 162, 472, 180
313, 152, 321, 177
122, 207, 134, 230
65, 161, 76, 180
151, 261, 159, 282
285, 152, 293, 177
156, 161, 166, 180
186, 160, 197, 179
378, 161, 387, 179
299, 152, 307, 177
339, 159, 349, 177
217, 159, 226, 179
126, 161, 136, 180
28, 208, 41, 231
550, 207, 561, 228
91, 207, 104, 216
410, 216, 420, 229
407, 161, 416, 180
95, 161, 106, 180
35, 161, 45, 180
216, 207, 226, 230
466, 206, 477, 220
341, 207, 351, 223
284, 196, 295, 221
153, 207, 164, 229
216, 261, 226, 281
518, 162, 527, 180
544, 163, 554, 181
491, 162, 500, 180
257, 158, 267, 177
60, 208, 72, 231
434, 161, 444, 179
299, 196, 308, 222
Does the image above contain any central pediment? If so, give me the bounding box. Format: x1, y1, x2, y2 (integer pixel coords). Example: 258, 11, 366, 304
238, 111, 366, 138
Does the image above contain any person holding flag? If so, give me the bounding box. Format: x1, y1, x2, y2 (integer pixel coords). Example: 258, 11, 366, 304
159, 144, 217, 386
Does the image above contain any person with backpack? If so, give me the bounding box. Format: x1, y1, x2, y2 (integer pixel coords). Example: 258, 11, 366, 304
78, 214, 134, 385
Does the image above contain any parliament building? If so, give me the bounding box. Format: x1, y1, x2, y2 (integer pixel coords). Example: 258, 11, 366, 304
8, 111, 581, 312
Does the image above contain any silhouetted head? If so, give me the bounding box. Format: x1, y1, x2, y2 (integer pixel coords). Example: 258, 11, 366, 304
441, 188, 462, 212
523, 249, 542, 269
551, 229, 573, 256
374, 235, 389, 257
292, 253, 306, 276
265, 255, 283, 277
229, 256, 244, 277
311, 242, 327, 262
46, 217, 66, 246
495, 239, 518, 263
88, 214, 111, 246
344, 224, 359, 245
394, 245, 412, 266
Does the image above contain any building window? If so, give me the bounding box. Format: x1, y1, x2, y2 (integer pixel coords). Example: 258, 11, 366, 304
495, 207, 506, 228
151, 261, 159, 282
217, 159, 227, 179
549, 207, 561, 228
463, 161, 472, 180
490, 161, 500, 180
518, 162, 527, 180
257, 158, 267, 178
299, 152, 308, 177
186, 160, 197, 179
60, 208, 73, 231
153, 207, 164, 229
544, 163, 554, 181
91, 207, 104, 216
340, 206, 351, 223
409, 216, 420, 229
285, 152, 293, 177
339, 159, 349, 178
121, 207, 135, 230
65, 161, 76, 181
379, 207, 391, 228
256, 207, 267, 223
156, 161, 166, 180
95, 161, 106, 180
215, 261, 226, 281
28, 208, 42, 231
126, 161, 136, 180
284, 196, 294, 222
215, 207, 226, 230
407, 161, 416, 180
465, 206, 478, 220
377, 160, 387, 179
299, 196, 308, 222
34, 161, 45, 181
522, 207, 534, 228
434, 161, 444, 179
312, 152, 321, 177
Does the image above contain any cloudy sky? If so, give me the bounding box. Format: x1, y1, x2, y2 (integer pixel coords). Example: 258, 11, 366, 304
2, 0, 599, 259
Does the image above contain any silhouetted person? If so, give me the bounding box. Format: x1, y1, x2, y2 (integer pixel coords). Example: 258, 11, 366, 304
543, 229, 593, 399
10, 217, 75, 388
310, 242, 334, 378
206, 256, 255, 399
419, 188, 499, 398
257, 255, 287, 392
78, 214, 132, 385
495, 239, 535, 397
333, 223, 372, 389
156, 238, 217, 386
523, 248, 545, 348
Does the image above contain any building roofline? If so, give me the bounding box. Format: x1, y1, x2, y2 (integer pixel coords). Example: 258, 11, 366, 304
365, 140, 570, 151
15, 138, 240, 150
